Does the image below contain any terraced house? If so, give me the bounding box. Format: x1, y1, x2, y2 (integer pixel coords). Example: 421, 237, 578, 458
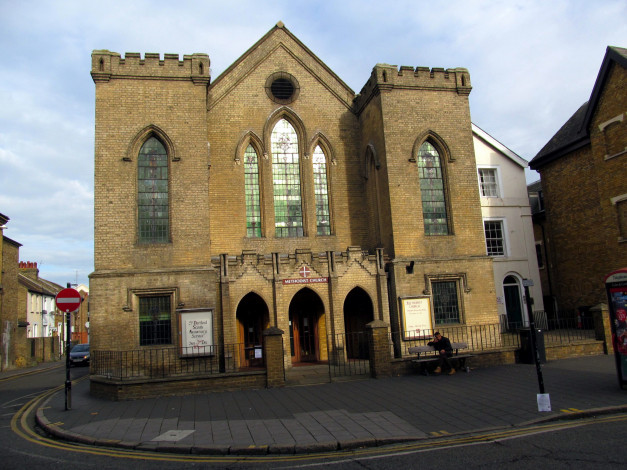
89, 23, 503, 395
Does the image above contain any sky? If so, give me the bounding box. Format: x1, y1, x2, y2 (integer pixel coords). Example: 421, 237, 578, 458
0, 0, 625, 288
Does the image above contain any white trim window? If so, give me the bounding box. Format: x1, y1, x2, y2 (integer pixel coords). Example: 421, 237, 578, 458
484, 219, 506, 256
478, 167, 500, 198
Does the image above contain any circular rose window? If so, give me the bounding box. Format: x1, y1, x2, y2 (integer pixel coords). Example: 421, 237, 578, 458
266, 72, 299, 104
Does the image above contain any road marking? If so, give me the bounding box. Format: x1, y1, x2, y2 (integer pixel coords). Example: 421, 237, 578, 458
10, 381, 627, 465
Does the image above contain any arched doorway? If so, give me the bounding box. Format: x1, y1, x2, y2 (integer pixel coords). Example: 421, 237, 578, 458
343, 287, 374, 359
289, 288, 325, 363
236, 293, 270, 368
503, 275, 524, 328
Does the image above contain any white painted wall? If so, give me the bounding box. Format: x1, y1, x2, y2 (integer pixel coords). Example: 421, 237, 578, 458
473, 124, 544, 325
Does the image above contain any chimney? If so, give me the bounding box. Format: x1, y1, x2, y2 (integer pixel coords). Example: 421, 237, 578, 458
19, 261, 39, 280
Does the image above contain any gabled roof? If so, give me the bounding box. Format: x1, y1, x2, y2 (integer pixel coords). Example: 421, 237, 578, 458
531, 102, 589, 166
2, 236, 22, 248
18, 273, 62, 296
209, 22, 355, 111
530, 46, 627, 170
472, 123, 528, 168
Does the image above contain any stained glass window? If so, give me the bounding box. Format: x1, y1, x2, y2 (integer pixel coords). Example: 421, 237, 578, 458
271, 119, 303, 237
244, 145, 262, 237
417, 142, 449, 235
313, 146, 331, 235
138, 137, 169, 242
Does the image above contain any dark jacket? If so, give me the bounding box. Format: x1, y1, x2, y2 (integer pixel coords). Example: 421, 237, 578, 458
428, 336, 453, 356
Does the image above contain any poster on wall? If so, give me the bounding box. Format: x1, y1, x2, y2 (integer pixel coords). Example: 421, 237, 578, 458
605, 268, 627, 389
178, 309, 214, 357
399, 296, 433, 340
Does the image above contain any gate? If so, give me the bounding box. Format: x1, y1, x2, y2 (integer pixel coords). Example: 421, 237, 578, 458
327, 332, 370, 379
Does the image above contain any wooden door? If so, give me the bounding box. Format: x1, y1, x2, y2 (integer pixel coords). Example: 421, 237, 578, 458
290, 311, 318, 363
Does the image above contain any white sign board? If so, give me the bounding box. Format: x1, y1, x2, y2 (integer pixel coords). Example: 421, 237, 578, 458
179, 309, 214, 357
400, 296, 433, 339
537, 393, 552, 412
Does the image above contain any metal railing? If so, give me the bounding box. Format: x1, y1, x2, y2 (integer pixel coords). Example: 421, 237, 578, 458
92, 343, 254, 380
327, 332, 370, 378
392, 314, 597, 358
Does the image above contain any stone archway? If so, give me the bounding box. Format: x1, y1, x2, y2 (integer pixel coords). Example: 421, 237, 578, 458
343, 287, 374, 359
288, 288, 325, 363
236, 293, 269, 368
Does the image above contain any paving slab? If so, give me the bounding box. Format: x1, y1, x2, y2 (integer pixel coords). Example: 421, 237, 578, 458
28, 355, 627, 454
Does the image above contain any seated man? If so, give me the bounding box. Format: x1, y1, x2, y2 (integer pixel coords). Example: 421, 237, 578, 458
427, 332, 455, 375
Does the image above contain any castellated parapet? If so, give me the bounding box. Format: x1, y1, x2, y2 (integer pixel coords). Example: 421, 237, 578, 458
353, 64, 471, 112
91, 50, 211, 85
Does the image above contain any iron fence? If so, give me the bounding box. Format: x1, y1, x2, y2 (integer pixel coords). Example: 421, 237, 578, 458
327, 332, 370, 378
392, 314, 596, 358
91, 343, 252, 380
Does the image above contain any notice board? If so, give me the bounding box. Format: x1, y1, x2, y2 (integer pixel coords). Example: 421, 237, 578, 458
178, 309, 214, 357
399, 296, 433, 340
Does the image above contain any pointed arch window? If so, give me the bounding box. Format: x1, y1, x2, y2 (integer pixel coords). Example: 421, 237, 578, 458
138, 137, 169, 242
244, 145, 262, 237
312, 145, 331, 235
417, 141, 449, 235
271, 119, 303, 237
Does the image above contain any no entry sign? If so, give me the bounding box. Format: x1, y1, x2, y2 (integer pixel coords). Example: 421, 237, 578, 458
55, 288, 82, 313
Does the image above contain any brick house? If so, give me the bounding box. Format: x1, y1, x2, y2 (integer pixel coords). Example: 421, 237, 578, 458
89, 23, 498, 380
529, 46, 627, 317
0, 213, 23, 370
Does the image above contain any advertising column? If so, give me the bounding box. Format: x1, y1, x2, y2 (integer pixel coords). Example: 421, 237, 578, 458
604, 268, 627, 390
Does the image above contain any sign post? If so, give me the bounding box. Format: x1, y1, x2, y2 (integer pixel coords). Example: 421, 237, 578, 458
55, 286, 82, 410
523, 279, 550, 411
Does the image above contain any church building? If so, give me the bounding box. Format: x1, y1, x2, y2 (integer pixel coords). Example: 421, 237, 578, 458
89, 23, 498, 375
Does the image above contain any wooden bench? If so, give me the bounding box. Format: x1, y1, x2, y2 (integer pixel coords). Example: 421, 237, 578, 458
408, 342, 473, 375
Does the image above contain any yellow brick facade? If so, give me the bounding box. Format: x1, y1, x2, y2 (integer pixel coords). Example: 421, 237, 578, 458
90, 23, 498, 377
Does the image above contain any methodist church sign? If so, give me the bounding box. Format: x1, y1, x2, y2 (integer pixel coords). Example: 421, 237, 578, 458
282, 265, 328, 285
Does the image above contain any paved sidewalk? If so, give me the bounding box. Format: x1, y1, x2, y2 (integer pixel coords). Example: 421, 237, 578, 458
35, 355, 627, 455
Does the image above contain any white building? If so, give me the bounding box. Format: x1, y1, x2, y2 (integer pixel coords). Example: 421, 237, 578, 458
473, 124, 544, 327
18, 262, 63, 338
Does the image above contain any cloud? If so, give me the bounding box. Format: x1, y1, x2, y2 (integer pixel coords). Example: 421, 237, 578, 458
0, 0, 625, 286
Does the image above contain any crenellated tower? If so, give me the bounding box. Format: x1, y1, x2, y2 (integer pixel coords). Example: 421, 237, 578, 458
91, 50, 210, 84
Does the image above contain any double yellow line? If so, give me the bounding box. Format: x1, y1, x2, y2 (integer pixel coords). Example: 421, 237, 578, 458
11, 385, 627, 465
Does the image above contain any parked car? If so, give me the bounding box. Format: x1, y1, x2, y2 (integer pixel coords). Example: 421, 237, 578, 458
69, 343, 90, 366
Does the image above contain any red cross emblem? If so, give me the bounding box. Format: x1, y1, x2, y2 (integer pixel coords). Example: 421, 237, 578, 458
299, 265, 311, 278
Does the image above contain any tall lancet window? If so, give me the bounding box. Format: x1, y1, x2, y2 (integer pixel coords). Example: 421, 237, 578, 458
312, 145, 330, 235
417, 141, 449, 235
138, 137, 169, 242
271, 119, 303, 237
244, 145, 262, 237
